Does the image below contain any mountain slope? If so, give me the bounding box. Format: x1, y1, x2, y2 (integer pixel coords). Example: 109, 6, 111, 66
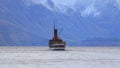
0, 0, 120, 46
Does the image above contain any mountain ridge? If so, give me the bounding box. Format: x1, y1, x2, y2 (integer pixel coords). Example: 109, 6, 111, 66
0, 0, 120, 46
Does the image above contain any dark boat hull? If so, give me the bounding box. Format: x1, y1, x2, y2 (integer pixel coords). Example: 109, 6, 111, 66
49, 44, 65, 50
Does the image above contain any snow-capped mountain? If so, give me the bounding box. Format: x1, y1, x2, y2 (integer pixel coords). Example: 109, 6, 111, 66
0, 0, 120, 46
27, 0, 120, 16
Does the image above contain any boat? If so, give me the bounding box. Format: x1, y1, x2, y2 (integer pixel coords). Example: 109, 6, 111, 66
49, 27, 66, 50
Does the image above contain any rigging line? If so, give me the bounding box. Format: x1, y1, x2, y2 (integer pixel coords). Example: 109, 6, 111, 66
58, 28, 63, 35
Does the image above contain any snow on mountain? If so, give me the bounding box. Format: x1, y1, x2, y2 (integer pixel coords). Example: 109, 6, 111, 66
27, 0, 120, 17
0, 0, 120, 46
